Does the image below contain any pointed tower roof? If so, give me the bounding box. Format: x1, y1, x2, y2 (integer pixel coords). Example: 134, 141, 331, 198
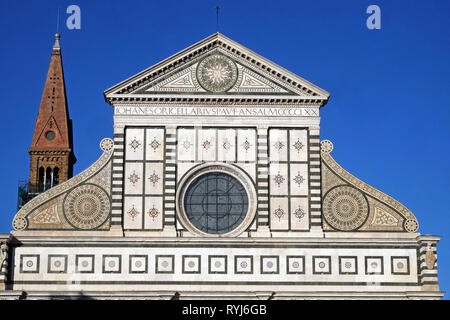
29, 33, 74, 154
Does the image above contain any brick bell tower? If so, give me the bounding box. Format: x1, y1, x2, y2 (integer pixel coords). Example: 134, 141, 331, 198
28, 33, 76, 192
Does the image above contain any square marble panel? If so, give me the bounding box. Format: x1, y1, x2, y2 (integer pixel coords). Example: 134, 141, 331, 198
313, 256, 331, 274
197, 129, 216, 162
208, 255, 227, 274
177, 128, 196, 161
269, 129, 288, 162
76, 255, 94, 273
391, 256, 410, 275
124, 162, 143, 195
145, 162, 164, 195
217, 129, 236, 162
365, 257, 384, 275
235, 256, 253, 274
129, 255, 148, 273
269, 197, 289, 230
290, 197, 309, 230
339, 256, 358, 275
290, 163, 309, 196
20, 255, 40, 273
123, 196, 143, 230
144, 196, 163, 230
125, 128, 144, 161
260, 256, 279, 274
146, 128, 165, 161
269, 163, 288, 196
182, 255, 201, 274
289, 129, 308, 162
286, 256, 305, 274
48, 255, 67, 273
103, 255, 121, 273
237, 129, 256, 162
155, 255, 174, 274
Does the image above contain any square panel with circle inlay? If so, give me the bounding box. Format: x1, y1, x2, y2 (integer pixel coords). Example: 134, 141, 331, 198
365, 257, 384, 275
75, 255, 95, 273
391, 256, 410, 275
234, 256, 253, 274
208, 255, 227, 274
48, 255, 67, 273
20, 255, 40, 273
313, 256, 331, 274
102, 255, 121, 273
182, 255, 201, 274
156, 255, 175, 274
261, 256, 279, 274
339, 256, 358, 275
286, 256, 305, 274
129, 255, 148, 273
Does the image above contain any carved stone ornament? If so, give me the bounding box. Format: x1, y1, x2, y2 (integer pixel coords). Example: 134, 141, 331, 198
63, 184, 110, 230
320, 139, 419, 232
425, 245, 437, 270
12, 138, 113, 231
0, 242, 7, 269
196, 54, 238, 92
323, 185, 369, 231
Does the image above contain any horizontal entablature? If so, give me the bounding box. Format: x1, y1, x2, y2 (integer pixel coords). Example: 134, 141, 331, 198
113, 104, 320, 118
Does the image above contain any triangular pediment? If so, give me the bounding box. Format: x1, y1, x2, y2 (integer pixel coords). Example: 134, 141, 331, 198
104, 33, 330, 105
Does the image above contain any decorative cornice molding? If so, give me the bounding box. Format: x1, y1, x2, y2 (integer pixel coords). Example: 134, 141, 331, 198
104, 33, 330, 105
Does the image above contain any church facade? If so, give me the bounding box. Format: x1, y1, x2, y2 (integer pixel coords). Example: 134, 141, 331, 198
0, 33, 443, 299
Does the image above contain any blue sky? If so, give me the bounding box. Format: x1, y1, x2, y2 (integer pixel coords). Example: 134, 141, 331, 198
0, 0, 449, 298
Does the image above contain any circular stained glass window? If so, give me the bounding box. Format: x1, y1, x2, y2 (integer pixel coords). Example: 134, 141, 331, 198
183, 172, 249, 234
45, 130, 56, 141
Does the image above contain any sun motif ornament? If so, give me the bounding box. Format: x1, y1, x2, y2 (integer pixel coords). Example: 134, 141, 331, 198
323, 185, 369, 231
128, 171, 140, 186
148, 171, 160, 187
127, 205, 139, 221
147, 205, 159, 220
273, 206, 285, 221
196, 54, 238, 92
129, 138, 141, 151
274, 140, 285, 151
294, 207, 306, 221
293, 172, 305, 187
292, 139, 304, 153
273, 172, 285, 187
149, 138, 161, 152
63, 184, 110, 230
202, 139, 212, 150
241, 138, 251, 152
222, 139, 232, 150
182, 139, 193, 150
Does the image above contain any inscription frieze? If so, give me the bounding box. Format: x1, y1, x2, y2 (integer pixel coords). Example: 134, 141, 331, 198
115, 106, 319, 117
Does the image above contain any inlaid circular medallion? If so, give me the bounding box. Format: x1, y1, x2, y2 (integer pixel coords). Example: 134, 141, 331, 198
196, 54, 238, 92
320, 140, 334, 154
12, 216, 28, 230
404, 219, 419, 233
63, 184, 110, 230
323, 185, 369, 231
100, 138, 114, 152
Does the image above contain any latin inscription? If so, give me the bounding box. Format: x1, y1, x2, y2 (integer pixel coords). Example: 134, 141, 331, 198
115, 106, 318, 117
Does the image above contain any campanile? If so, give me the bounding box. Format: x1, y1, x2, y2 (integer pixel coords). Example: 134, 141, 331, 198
28, 34, 76, 191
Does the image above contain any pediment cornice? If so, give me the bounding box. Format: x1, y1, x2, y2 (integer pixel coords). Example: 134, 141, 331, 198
104, 33, 330, 107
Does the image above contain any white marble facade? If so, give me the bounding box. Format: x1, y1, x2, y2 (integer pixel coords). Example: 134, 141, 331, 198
2, 33, 442, 299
